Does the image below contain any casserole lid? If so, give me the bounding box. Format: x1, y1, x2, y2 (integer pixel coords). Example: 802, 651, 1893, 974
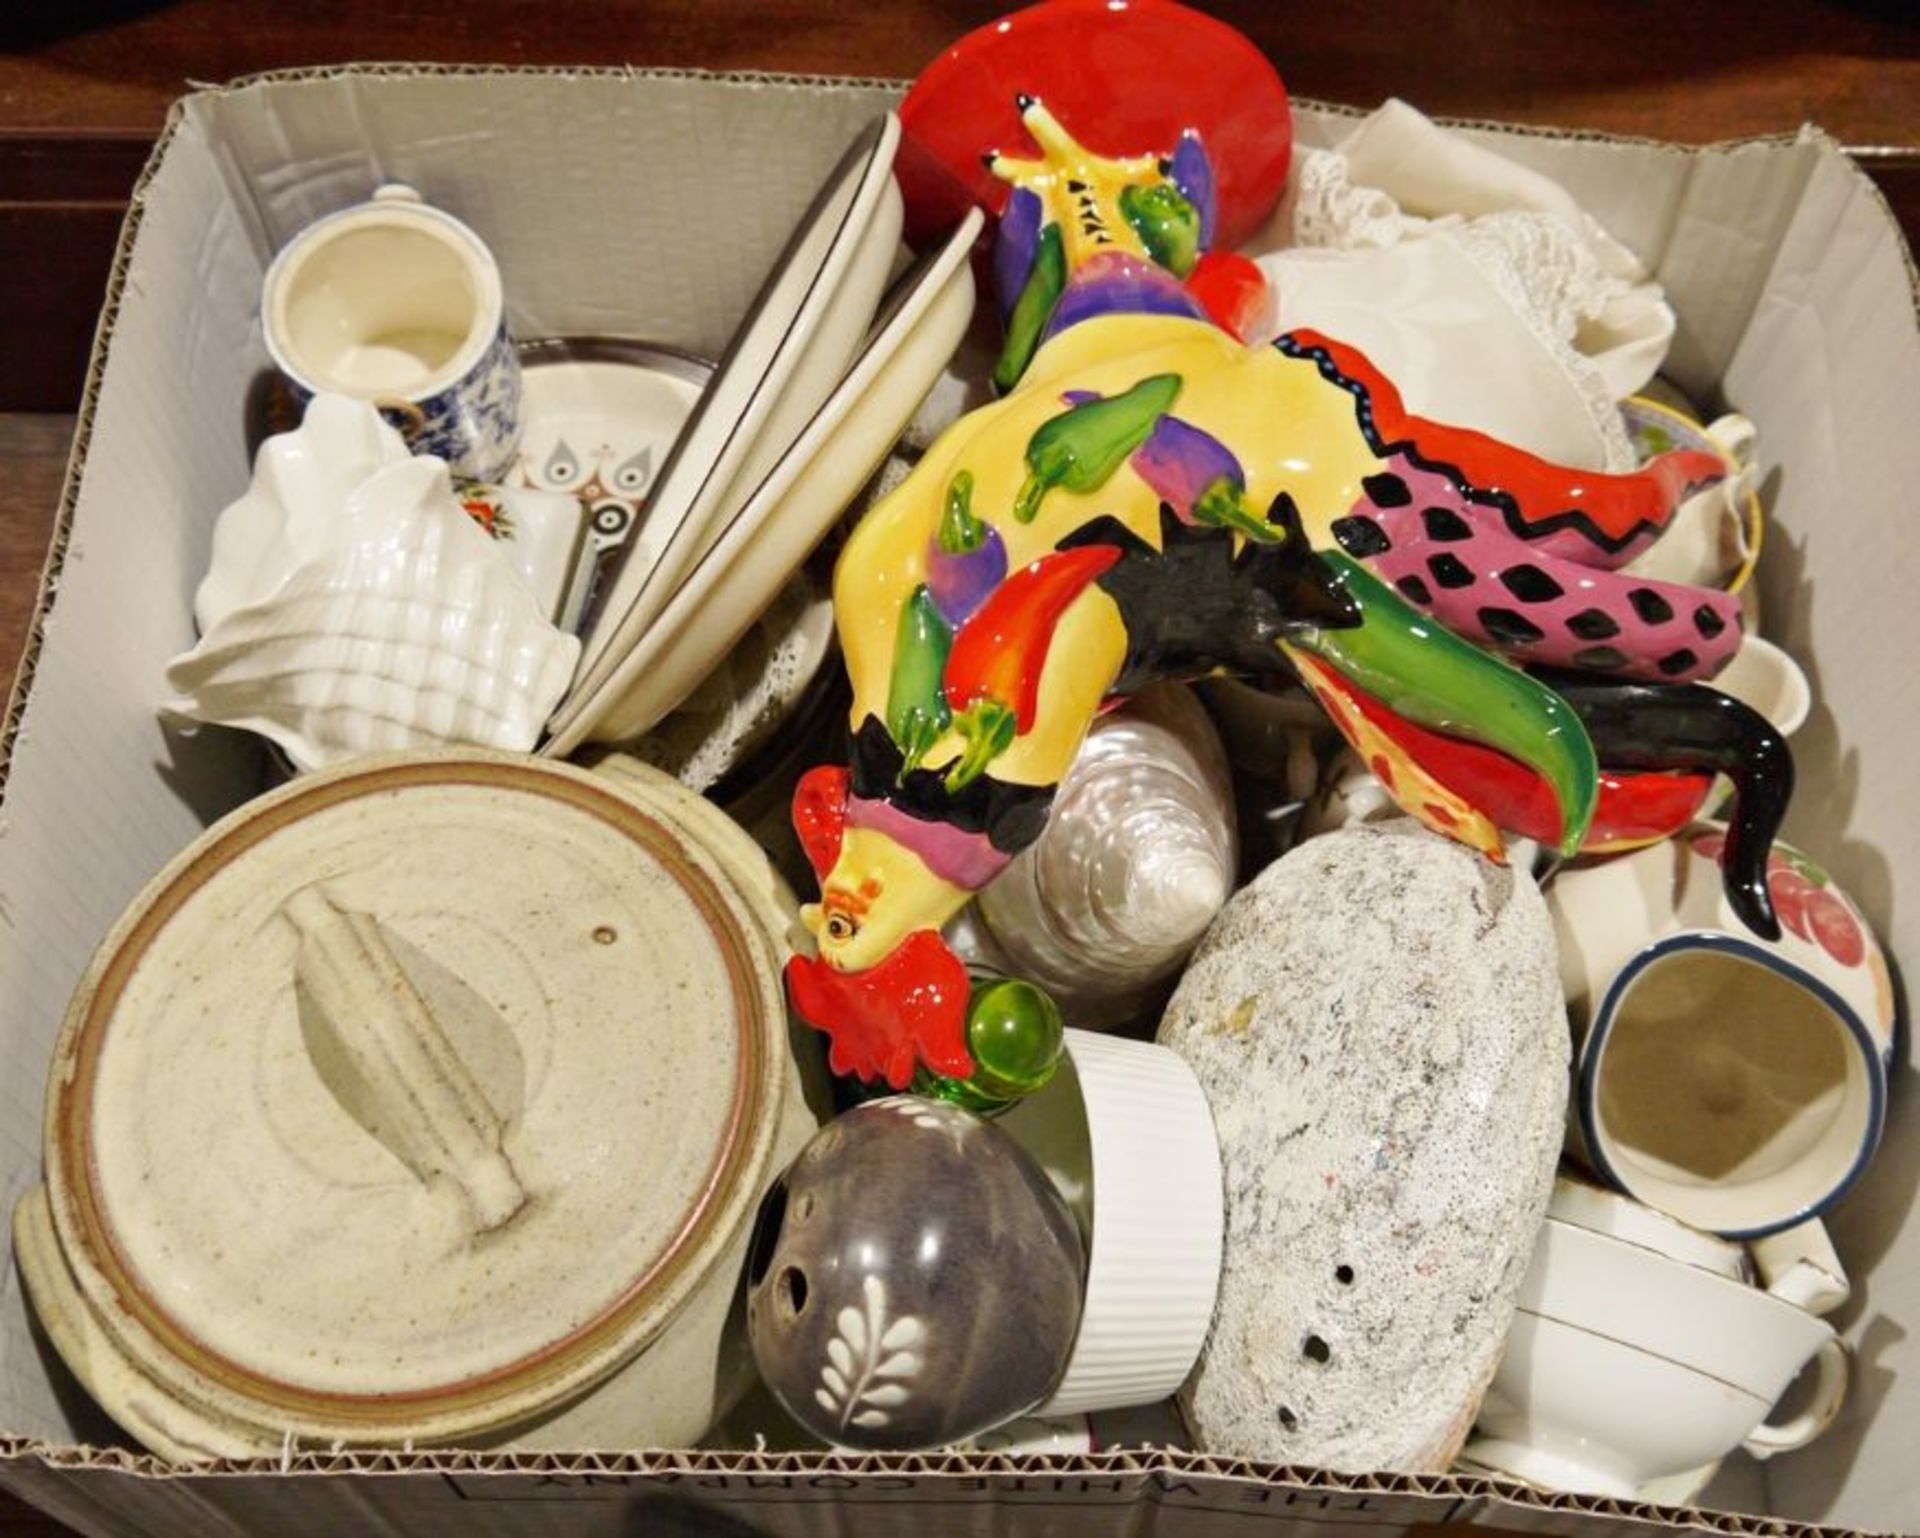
45, 752, 785, 1443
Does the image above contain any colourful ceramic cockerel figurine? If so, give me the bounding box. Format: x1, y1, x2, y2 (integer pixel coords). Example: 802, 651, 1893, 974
787, 9, 1791, 1092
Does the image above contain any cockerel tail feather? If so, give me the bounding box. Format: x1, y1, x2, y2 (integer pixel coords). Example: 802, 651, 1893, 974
1292, 551, 1599, 858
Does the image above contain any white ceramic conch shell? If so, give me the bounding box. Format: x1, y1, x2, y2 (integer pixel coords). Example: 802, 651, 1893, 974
974, 683, 1237, 1029
194, 392, 412, 632
164, 395, 579, 770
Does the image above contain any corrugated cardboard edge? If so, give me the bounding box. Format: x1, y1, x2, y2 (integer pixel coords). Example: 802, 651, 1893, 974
0, 92, 181, 811
0, 62, 1916, 1538
0, 1438, 1885, 1537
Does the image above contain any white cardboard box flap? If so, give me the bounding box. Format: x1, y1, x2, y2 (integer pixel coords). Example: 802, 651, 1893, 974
1, 65, 1917, 1537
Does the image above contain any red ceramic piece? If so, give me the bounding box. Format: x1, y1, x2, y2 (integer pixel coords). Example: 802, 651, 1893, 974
1323, 659, 1716, 852
942, 545, 1122, 729
793, 763, 850, 879
1296, 330, 1726, 557
897, 0, 1292, 251
785, 931, 975, 1089
1183, 250, 1269, 342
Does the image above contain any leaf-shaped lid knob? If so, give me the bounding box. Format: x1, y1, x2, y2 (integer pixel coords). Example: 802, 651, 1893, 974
284, 887, 529, 1235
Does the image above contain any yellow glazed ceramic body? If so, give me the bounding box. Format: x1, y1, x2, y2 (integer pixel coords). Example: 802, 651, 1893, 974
814, 311, 1401, 1003
785, 94, 1780, 1096
836, 313, 1385, 776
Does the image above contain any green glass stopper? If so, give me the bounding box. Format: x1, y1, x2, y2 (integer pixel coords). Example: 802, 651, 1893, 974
913, 976, 1065, 1114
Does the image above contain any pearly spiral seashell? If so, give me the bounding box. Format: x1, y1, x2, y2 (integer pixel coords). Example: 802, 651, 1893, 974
163, 394, 579, 771
974, 683, 1237, 1029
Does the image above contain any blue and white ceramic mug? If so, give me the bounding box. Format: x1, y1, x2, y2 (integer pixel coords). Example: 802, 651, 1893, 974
1548, 823, 1897, 1239
263, 184, 522, 480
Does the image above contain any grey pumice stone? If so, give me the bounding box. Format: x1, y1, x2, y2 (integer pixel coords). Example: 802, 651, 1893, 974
744, 1097, 1085, 1450
1157, 821, 1567, 1472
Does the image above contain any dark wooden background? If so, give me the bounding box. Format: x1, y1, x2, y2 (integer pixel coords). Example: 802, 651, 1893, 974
0, 2, 1915, 1533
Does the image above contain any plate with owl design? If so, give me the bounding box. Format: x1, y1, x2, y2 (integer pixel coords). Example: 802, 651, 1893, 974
509, 337, 715, 582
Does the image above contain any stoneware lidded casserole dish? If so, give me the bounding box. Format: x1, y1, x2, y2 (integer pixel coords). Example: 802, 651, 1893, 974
15, 751, 817, 1460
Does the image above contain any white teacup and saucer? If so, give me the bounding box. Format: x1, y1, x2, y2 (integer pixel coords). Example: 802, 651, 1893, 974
1463, 1177, 1851, 1500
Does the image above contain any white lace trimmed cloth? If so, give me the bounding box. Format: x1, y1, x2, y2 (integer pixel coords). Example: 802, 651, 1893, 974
1256, 100, 1675, 472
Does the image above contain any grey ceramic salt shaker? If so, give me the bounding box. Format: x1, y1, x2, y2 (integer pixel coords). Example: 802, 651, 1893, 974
745, 1097, 1086, 1449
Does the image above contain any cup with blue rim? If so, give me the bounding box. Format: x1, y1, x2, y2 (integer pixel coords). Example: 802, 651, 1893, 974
1548, 822, 1896, 1239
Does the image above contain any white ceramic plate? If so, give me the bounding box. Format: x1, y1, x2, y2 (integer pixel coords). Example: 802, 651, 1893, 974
510, 337, 713, 560
1547, 1175, 1750, 1282
508, 346, 847, 786
553, 113, 902, 733
617, 564, 838, 792
552, 205, 982, 752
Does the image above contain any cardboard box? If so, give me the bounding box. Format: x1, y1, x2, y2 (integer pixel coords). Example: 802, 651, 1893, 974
2, 64, 1917, 1537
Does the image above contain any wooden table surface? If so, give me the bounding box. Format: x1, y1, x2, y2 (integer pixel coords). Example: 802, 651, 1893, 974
0, 3, 1915, 1533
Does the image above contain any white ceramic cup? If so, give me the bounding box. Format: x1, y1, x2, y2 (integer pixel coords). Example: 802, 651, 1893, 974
1466, 1210, 1851, 1498
263, 183, 522, 479
1619, 400, 1762, 593
1543, 1182, 1854, 1377
1549, 824, 1896, 1238
1710, 634, 1811, 740
1751, 1217, 1852, 1317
